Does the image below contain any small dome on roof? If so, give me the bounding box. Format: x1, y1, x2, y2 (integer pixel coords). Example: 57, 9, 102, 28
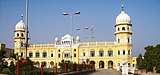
15, 15, 26, 31
55, 36, 59, 42
116, 5, 131, 24
76, 36, 80, 42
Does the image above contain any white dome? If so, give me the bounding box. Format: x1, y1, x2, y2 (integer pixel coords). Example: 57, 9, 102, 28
116, 11, 131, 25
15, 15, 26, 31
76, 36, 80, 42
55, 36, 59, 42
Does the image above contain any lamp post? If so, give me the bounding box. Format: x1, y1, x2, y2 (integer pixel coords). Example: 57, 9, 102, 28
24, 0, 29, 60
75, 27, 89, 42
63, 11, 80, 62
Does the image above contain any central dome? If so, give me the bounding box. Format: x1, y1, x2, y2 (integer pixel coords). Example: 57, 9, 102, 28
116, 5, 131, 25
15, 15, 26, 31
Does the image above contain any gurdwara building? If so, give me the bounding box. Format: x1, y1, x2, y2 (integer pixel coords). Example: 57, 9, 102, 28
14, 6, 136, 69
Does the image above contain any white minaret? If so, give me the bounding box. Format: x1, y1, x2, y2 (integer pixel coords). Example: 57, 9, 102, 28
14, 15, 26, 57
115, 5, 132, 44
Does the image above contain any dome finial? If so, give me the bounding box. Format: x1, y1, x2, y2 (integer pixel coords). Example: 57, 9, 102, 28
121, 5, 124, 11
21, 14, 23, 20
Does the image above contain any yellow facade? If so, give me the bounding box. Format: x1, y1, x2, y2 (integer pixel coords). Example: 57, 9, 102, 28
14, 6, 137, 70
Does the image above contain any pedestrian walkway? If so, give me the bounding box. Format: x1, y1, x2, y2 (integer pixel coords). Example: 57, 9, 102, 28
87, 69, 121, 75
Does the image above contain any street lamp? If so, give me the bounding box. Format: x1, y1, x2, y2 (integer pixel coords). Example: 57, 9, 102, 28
63, 11, 80, 62
75, 26, 91, 42
24, 0, 29, 60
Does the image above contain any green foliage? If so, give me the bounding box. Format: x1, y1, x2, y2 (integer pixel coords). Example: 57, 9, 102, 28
0, 64, 3, 73
10, 53, 16, 59
133, 73, 141, 75
20, 58, 40, 75
2, 68, 11, 74
9, 61, 15, 74
0, 50, 6, 63
139, 44, 160, 73
43, 68, 54, 75
136, 54, 144, 69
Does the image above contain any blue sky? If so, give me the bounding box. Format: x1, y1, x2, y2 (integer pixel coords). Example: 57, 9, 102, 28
0, 0, 160, 56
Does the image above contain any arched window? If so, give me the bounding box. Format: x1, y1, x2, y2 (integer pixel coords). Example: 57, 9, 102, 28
83, 52, 85, 56
123, 50, 125, 55
128, 50, 131, 55
17, 33, 19, 37
127, 27, 129, 31
21, 52, 23, 57
122, 27, 125, 31
99, 50, 104, 57
90, 50, 95, 57
29, 52, 33, 58
118, 38, 120, 43
108, 50, 113, 57
43, 52, 47, 58
128, 37, 130, 43
118, 50, 120, 55
36, 52, 40, 58
108, 49, 113, 57
21, 33, 24, 37
117, 28, 120, 31
51, 53, 53, 57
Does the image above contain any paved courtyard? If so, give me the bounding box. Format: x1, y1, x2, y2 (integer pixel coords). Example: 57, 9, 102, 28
84, 69, 122, 75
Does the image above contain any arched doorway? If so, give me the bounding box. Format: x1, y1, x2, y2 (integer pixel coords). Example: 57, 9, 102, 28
90, 60, 95, 65
82, 61, 85, 64
43, 61, 47, 68
99, 60, 104, 68
35, 61, 40, 68
50, 61, 54, 68
108, 60, 113, 69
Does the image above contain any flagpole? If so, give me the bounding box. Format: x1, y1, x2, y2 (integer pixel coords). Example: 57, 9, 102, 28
90, 26, 94, 42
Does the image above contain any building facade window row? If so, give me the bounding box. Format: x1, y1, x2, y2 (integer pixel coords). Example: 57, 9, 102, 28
20, 49, 131, 58
16, 33, 24, 37
90, 50, 113, 57
28, 52, 54, 58
88, 49, 131, 57
117, 26, 130, 32
117, 50, 131, 55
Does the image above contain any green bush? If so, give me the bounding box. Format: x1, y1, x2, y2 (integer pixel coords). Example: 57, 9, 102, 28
20, 58, 40, 75
0, 64, 2, 72
2, 68, 11, 74
133, 73, 141, 75
9, 61, 15, 74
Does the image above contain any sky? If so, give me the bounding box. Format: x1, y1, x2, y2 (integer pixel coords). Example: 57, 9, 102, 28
0, 0, 160, 57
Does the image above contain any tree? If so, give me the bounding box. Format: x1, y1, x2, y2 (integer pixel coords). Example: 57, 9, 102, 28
0, 50, 6, 64
136, 54, 144, 69
20, 58, 40, 75
9, 61, 15, 75
0, 50, 6, 73
10, 53, 16, 59
143, 44, 160, 72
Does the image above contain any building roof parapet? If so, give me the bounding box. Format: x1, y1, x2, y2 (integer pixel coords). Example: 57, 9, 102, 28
28, 44, 55, 48
79, 41, 115, 47
115, 43, 132, 46
55, 44, 78, 48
